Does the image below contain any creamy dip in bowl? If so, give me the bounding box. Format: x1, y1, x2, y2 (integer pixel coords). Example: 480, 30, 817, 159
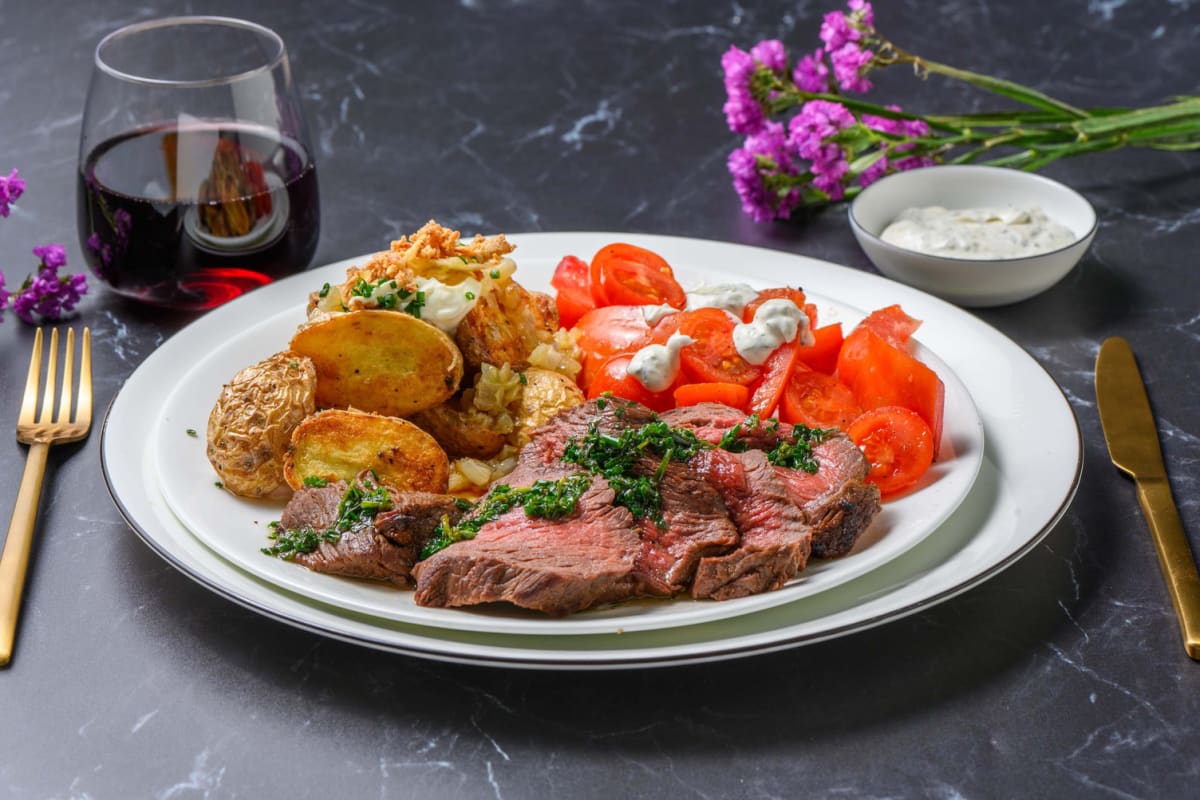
848, 165, 1097, 307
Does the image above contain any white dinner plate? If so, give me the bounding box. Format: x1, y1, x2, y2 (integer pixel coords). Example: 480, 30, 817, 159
150, 252, 983, 635
102, 232, 1081, 668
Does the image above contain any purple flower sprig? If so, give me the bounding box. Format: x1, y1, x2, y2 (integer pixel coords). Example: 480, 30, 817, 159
723, 0, 1200, 222
0, 168, 90, 324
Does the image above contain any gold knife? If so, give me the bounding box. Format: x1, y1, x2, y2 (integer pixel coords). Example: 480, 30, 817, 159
1096, 336, 1200, 660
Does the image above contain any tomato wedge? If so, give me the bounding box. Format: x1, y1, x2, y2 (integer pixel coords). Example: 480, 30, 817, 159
589, 243, 687, 309
858, 304, 922, 347
847, 406, 934, 496
794, 322, 843, 375
780, 364, 862, 430
665, 308, 762, 386
574, 305, 653, 391
748, 341, 802, 417
587, 354, 675, 411
674, 382, 750, 411
742, 287, 808, 323
836, 326, 945, 455
550, 255, 596, 329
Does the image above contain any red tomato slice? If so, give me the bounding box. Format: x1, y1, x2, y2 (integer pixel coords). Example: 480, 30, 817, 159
780, 364, 862, 430
574, 305, 653, 391
742, 287, 808, 323
794, 322, 843, 375
670, 308, 762, 386
748, 341, 802, 418
551, 255, 596, 329
847, 406, 934, 496
590, 243, 686, 309
859, 304, 922, 347
587, 354, 675, 411
674, 382, 750, 411
836, 327, 945, 456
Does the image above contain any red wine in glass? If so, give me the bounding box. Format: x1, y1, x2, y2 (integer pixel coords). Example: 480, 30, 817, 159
78, 17, 320, 311
78, 122, 319, 310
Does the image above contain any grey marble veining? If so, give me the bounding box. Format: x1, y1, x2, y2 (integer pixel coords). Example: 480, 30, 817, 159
1, 0, 1199, 797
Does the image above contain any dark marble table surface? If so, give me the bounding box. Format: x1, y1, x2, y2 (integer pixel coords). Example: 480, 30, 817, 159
2, 1, 1198, 797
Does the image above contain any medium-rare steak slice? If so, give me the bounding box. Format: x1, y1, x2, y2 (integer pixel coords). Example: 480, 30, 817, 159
632, 456, 739, 596
662, 403, 880, 558
515, 398, 738, 595
688, 449, 812, 601
412, 476, 644, 615
774, 436, 881, 558
275, 482, 465, 585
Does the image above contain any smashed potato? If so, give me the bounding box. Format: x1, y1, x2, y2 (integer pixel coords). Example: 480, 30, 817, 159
513, 369, 586, 445
455, 281, 558, 373
207, 352, 317, 498
289, 310, 463, 417
409, 403, 509, 460
283, 409, 449, 493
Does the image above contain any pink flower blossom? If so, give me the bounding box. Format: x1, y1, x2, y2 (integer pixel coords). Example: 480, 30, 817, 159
793, 48, 831, 93
722, 45, 766, 135
829, 43, 873, 93
33, 244, 67, 269
728, 121, 803, 222
750, 39, 788, 73
0, 168, 25, 218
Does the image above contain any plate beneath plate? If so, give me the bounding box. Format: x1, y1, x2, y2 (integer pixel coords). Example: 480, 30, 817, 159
103, 232, 1080, 668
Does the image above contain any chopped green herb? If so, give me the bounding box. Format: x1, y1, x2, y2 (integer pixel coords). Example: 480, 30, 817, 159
186, 428, 197, 438
489, 268, 501, 279
518, 371, 527, 385
764, 425, 832, 473
465, 291, 476, 300
421, 474, 591, 559
302, 475, 330, 488
319, 282, 331, 298
263, 478, 393, 559
214, 481, 224, 489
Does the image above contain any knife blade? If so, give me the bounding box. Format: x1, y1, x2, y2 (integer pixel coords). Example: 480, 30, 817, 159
1096, 336, 1200, 660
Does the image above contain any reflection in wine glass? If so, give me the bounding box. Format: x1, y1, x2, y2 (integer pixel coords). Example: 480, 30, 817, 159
77, 16, 320, 311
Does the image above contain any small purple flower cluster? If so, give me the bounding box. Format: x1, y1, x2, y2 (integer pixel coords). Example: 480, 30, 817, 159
721, 1, 937, 222
0, 168, 26, 218
0, 169, 90, 324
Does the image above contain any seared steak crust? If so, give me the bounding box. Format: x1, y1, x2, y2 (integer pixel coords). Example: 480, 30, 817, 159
278, 483, 465, 585
411, 476, 645, 615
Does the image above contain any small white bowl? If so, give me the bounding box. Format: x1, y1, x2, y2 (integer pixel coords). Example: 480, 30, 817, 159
848, 165, 1097, 307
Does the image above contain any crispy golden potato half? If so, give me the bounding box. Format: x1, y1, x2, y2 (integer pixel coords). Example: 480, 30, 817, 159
289, 310, 463, 417
409, 403, 509, 460
513, 368, 585, 445
283, 409, 449, 493
454, 281, 558, 372
207, 352, 317, 499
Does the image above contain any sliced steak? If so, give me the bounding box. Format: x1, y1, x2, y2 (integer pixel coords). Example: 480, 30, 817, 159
515, 398, 737, 595
412, 476, 644, 615
278, 483, 465, 586
774, 435, 881, 558
688, 449, 812, 601
663, 403, 881, 559
632, 456, 739, 596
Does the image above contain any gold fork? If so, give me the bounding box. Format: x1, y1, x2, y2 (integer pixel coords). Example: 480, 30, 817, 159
0, 328, 92, 666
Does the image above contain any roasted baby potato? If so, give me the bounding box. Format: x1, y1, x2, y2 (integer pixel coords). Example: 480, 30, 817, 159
409, 402, 509, 460
283, 408, 449, 493
454, 281, 558, 372
513, 368, 585, 445
289, 310, 463, 417
207, 351, 317, 498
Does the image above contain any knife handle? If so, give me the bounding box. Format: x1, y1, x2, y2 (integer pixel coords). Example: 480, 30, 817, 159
1136, 476, 1200, 660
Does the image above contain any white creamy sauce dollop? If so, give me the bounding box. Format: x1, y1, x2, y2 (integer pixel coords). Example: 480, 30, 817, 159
628, 332, 695, 392
413, 276, 482, 333
685, 283, 760, 315
880, 205, 1076, 259
732, 298, 813, 365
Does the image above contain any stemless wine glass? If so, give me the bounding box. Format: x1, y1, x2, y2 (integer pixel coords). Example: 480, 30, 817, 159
77, 17, 320, 311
